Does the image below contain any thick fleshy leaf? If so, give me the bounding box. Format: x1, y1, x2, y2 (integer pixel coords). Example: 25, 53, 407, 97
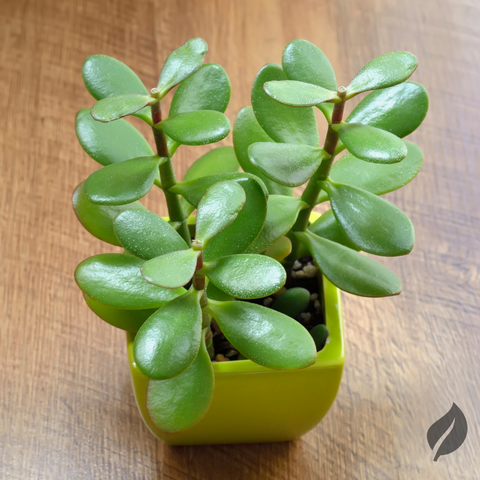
330, 141, 424, 195
170, 63, 230, 115
84, 156, 162, 205
264, 236, 292, 261
146, 336, 214, 434
263, 80, 338, 107
282, 39, 337, 91
82, 54, 152, 124
233, 106, 292, 195
84, 294, 157, 332
134, 289, 202, 380
251, 63, 319, 146
114, 210, 188, 260
75, 254, 185, 309
142, 249, 198, 288
332, 123, 407, 164
207, 300, 316, 369
346, 51, 418, 98
272, 287, 311, 319
183, 146, 240, 182
308, 209, 359, 250
248, 142, 324, 186
203, 254, 286, 299
295, 231, 402, 297
321, 181, 415, 256
91, 94, 156, 123
195, 181, 246, 245
159, 110, 230, 146
76, 109, 154, 167
246, 196, 308, 253
206, 281, 233, 302
72, 182, 145, 245
347, 82, 428, 138
157, 38, 208, 98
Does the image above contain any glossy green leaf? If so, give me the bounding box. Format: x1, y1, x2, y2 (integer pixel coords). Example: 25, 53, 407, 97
195, 181, 246, 245
183, 146, 240, 182
76, 109, 154, 167
308, 209, 359, 250
134, 289, 202, 380
91, 94, 155, 123
170, 63, 230, 116
207, 300, 316, 369
84, 156, 162, 205
263, 80, 338, 107
321, 181, 415, 256
142, 249, 198, 289
233, 106, 292, 195
295, 231, 402, 297
264, 236, 292, 261
159, 110, 230, 146
157, 38, 208, 98
346, 51, 418, 98
82, 54, 152, 125
248, 142, 324, 186
282, 39, 337, 91
246, 196, 308, 253
332, 123, 407, 164
330, 141, 424, 195
75, 253, 185, 309
72, 182, 145, 245
147, 335, 214, 433
251, 63, 319, 146
203, 254, 286, 299
114, 210, 188, 260
84, 294, 156, 332
206, 281, 233, 302
310, 324, 329, 351
272, 287, 310, 319
347, 82, 428, 138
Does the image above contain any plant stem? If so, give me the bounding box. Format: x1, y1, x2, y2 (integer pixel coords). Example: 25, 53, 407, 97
194, 251, 213, 357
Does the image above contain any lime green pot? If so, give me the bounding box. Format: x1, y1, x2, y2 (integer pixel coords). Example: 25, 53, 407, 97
126, 274, 344, 445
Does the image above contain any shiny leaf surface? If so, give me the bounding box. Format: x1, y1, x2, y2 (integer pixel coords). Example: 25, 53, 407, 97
91, 94, 155, 123
263, 80, 338, 107
272, 287, 311, 319
183, 146, 240, 182
308, 209, 359, 250
264, 236, 292, 262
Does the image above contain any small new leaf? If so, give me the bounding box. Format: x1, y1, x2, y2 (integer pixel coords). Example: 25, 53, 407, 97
91, 94, 156, 123
264, 80, 339, 107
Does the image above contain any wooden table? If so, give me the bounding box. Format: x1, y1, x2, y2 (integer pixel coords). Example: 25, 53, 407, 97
1, 0, 478, 478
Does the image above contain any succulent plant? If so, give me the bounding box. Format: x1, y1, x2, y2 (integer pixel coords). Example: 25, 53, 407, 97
73, 38, 427, 434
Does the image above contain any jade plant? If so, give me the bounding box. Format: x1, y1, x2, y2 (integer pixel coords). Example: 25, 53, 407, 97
73, 38, 428, 434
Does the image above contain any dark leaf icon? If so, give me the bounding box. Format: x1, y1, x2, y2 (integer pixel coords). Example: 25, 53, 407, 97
427, 403, 468, 461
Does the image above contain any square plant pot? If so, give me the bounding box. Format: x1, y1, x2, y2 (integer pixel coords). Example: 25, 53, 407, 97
126, 274, 344, 445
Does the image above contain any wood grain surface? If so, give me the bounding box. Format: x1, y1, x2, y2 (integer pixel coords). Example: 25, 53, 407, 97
1, 0, 479, 478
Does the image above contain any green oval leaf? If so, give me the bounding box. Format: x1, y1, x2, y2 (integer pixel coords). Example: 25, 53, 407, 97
330, 141, 424, 195
346, 51, 418, 98
195, 181, 246, 245
347, 82, 428, 138
91, 94, 155, 123
204, 254, 286, 299
295, 231, 402, 297
251, 63, 319, 146
206, 300, 316, 369
183, 146, 240, 182
75, 253, 185, 309
282, 39, 337, 91
169, 63, 230, 116
84, 155, 161, 205
72, 182, 146, 245
272, 287, 311, 319
160, 110, 230, 146
114, 210, 188, 260
246, 196, 308, 253
248, 142, 324, 186
233, 106, 292, 195
332, 123, 407, 164
206, 281, 233, 302
264, 80, 338, 107
264, 236, 292, 262
157, 38, 208, 98
76, 109, 154, 167
322, 181, 415, 256
82, 54, 152, 125
147, 335, 214, 434
308, 209, 359, 250
142, 249, 198, 288
134, 289, 202, 380
84, 294, 157, 332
